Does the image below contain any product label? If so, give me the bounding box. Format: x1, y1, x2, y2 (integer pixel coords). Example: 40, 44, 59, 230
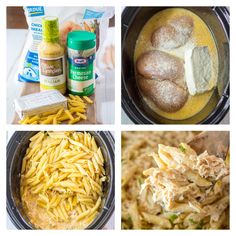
71, 55, 95, 68
19, 7, 45, 82
26, 6, 45, 17
39, 56, 66, 92
19, 50, 40, 82
83, 9, 104, 19
67, 80, 95, 96
40, 57, 63, 76
68, 50, 95, 96
30, 23, 42, 41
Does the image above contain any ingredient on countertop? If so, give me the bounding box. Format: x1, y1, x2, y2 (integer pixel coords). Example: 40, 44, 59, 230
60, 20, 100, 50
67, 31, 96, 96
18, 7, 114, 83
20, 131, 105, 229
136, 50, 188, 112
14, 90, 67, 119
151, 16, 193, 50
59, 21, 83, 45
185, 46, 214, 95
38, 16, 66, 94
18, 94, 93, 124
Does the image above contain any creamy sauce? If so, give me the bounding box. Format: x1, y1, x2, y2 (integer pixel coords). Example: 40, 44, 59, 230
134, 8, 218, 120
22, 191, 96, 229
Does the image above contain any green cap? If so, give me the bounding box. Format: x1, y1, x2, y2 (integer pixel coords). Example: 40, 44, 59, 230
67, 31, 96, 50
42, 16, 59, 43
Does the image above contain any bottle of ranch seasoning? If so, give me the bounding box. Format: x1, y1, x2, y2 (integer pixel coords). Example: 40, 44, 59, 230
67, 31, 96, 96
38, 16, 66, 94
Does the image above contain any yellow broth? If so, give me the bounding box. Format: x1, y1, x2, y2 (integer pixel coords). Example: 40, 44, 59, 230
134, 8, 219, 120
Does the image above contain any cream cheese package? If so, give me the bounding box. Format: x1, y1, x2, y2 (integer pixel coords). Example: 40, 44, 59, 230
14, 90, 67, 119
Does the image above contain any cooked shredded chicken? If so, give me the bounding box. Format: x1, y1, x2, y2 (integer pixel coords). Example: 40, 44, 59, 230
122, 132, 229, 230
196, 152, 229, 180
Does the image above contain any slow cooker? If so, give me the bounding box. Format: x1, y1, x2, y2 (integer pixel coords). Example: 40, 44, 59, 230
7, 131, 115, 229
122, 7, 229, 124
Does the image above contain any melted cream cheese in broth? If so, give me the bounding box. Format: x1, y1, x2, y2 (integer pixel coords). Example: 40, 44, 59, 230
22, 192, 89, 229
134, 8, 218, 120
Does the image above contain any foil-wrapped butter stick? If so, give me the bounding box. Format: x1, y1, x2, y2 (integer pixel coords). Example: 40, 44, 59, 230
14, 90, 67, 119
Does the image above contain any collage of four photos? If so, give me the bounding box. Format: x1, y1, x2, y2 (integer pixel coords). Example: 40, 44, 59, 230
5, 3, 231, 232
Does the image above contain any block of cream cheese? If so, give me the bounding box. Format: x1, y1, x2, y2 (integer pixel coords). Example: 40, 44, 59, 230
185, 46, 215, 95
14, 90, 67, 119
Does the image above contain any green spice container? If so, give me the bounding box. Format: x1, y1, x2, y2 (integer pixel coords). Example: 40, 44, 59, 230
67, 31, 96, 96
38, 16, 66, 94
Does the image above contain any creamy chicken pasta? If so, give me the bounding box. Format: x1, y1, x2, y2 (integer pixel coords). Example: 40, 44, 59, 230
122, 132, 229, 229
20, 131, 106, 229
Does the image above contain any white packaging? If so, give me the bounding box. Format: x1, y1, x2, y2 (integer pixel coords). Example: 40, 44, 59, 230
14, 90, 67, 119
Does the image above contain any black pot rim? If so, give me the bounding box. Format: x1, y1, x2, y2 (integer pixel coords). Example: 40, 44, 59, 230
122, 6, 230, 124
7, 131, 115, 230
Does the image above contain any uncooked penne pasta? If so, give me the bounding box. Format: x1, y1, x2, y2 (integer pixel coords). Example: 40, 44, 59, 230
18, 95, 93, 125
83, 96, 93, 104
